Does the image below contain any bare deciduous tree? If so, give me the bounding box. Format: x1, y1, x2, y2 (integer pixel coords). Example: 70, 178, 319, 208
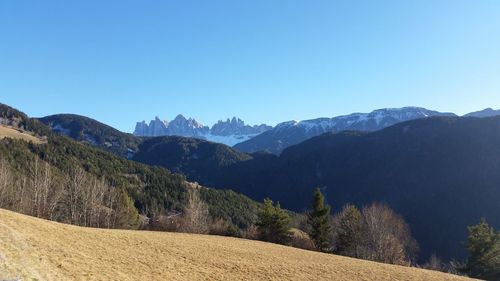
181, 188, 210, 234
359, 203, 418, 265
422, 254, 444, 271
0, 154, 135, 230
0, 158, 12, 207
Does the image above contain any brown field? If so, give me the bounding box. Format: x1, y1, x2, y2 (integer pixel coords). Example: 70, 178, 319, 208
0, 209, 475, 281
0, 125, 44, 144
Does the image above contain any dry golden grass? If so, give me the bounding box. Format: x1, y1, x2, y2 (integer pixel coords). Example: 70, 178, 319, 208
0, 125, 44, 144
0, 209, 475, 281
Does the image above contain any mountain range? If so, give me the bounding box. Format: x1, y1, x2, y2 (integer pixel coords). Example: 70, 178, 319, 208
133, 107, 500, 154
134, 115, 271, 146
130, 116, 500, 262
234, 107, 456, 154
28, 105, 500, 262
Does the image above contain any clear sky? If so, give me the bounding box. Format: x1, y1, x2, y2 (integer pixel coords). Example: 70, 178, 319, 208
1, 0, 499, 132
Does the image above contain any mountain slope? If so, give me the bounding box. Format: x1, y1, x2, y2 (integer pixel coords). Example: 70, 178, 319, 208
0, 209, 472, 281
39, 114, 141, 158
167, 116, 500, 261
234, 107, 456, 154
35, 107, 500, 261
37, 112, 258, 190
132, 136, 252, 183
0, 103, 260, 230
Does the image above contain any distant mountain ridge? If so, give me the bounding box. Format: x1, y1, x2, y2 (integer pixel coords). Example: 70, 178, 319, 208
31, 105, 500, 262
234, 107, 456, 154
133, 116, 500, 262
133, 107, 499, 151
134, 115, 271, 146
464, 108, 500, 118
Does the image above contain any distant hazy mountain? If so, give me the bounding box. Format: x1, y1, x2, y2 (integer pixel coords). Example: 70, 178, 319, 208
464, 108, 500, 118
234, 107, 456, 154
134, 115, 271, 146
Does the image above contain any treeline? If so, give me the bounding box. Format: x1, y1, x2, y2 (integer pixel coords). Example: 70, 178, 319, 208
250, 188, 500, 280
0, 153, 139, 228
252, 189, 417, 265
144, 187, 246, 236
0, 156, 139, 228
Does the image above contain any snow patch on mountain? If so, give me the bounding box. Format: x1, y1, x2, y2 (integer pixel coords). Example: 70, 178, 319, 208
202, 133, 259, 147
234, 107, 457, 154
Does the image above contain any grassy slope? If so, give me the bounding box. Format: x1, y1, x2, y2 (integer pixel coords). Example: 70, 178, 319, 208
0, 125, 43, 144
0, 209, 474, 281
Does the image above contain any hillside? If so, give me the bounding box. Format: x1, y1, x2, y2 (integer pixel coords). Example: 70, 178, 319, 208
0, 124, 44, 144
39, 109, 500, 261
38, 114, 141, 158
0, 209, 473, 281
132, 136, 253, 182
150, 116, 500, 262
0, 103, 260, 232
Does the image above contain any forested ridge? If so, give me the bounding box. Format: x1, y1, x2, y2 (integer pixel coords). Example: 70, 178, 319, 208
0, 103, 260, 232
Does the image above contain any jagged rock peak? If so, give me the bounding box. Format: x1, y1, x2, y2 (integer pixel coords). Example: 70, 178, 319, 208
133, 115, 271, 144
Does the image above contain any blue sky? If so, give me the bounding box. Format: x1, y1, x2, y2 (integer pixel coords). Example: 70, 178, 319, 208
1, 0, 499, 132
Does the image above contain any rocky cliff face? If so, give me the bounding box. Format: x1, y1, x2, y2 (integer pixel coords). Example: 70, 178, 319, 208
211, 117, 270, 136
133, 115, 271, 146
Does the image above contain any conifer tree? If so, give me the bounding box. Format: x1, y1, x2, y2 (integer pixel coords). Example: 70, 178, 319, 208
307, 188, 332, 252
335, 204, 363, 257
462, 218, 500, 280
256, 198, 292, 245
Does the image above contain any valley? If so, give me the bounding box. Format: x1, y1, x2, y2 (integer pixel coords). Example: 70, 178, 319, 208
3, 2, 500, 280
35, 108, 500, 262
2, 102, 499, 279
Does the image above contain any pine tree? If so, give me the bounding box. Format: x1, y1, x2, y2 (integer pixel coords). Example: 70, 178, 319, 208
307, 188, 332, 252
335, 204, 363, 257
462, 218, 500, 280
256, 198, 291, 245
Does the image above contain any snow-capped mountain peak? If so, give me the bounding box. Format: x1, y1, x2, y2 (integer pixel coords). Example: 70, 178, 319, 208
234, 107, 456, 154
290, 107, 452, 132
